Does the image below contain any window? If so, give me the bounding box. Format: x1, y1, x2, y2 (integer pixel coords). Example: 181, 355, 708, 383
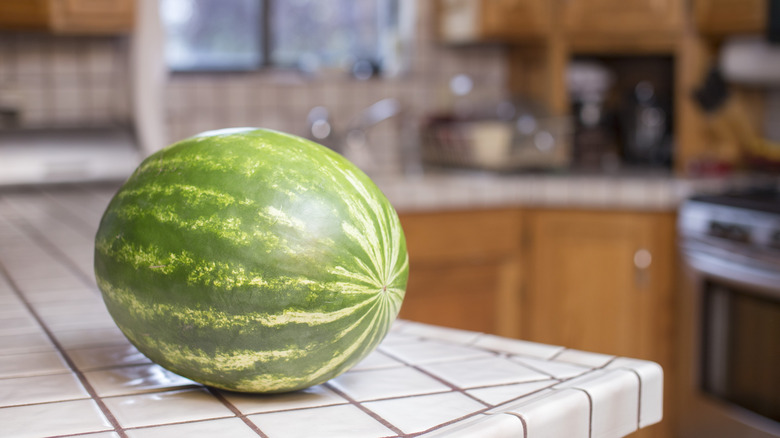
160, 0, 409, 75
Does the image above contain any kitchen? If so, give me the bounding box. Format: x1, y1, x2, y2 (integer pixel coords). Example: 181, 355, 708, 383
0, 1, 778, 437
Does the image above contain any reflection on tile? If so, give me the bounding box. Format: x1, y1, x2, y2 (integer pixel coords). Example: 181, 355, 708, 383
0, 350, 70, 378
125, 418, 258, 438
349, 349, 404, 371
420, 356, 550, 389
248, 403, 395, 438
102, 388, 234, 429
0, 372, 88, 407
423, 413, 525, 437
466, 380, 555, 406
23, 287, 97, 304
0, 399, 112, 438
378, 331, 420, 346
55, 326, 130, 350
379, 338, 494, 365
0, 330, 54, 354
0, 312, 40, 335
67, 433, 120, 438
223, 384, 346, 414
556, 369, 639, 438
329, 366, 451, 402
554, 349, 615, 368
505, 389, 591, 438
84, 363, 198, 397
473, 335, 564, 359
363, 391, 486, 435
68, 344, 151, 371
396, 321, 482, 345
511, 356, 592, 379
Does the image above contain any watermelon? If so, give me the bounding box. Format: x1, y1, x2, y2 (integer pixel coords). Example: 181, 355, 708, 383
94, 127, 408, 393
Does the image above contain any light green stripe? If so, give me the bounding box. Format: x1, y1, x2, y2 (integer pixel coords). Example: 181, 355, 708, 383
98, 278, 380, 328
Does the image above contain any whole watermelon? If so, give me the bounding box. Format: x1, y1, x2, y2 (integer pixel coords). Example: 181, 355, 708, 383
94, 127, 408, 393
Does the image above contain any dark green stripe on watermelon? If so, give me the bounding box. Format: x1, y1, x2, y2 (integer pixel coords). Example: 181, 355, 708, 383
94, 128, 408, 393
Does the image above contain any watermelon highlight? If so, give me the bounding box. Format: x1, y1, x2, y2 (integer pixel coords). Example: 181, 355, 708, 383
94, 128, 408, 393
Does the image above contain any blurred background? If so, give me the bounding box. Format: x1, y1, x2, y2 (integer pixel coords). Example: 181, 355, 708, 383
1, 2, 780, 438
1, 0, 778, 183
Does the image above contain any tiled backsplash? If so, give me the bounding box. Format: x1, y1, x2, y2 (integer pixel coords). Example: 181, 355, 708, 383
0, 34, 132, 128
1, 2, 509, 175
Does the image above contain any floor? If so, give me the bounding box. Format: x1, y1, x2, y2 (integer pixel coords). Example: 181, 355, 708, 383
0, 183, 663, 438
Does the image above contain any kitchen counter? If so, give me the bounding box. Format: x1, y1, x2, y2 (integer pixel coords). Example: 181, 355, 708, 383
0, 185, 663, 438
375, 170, 774, 212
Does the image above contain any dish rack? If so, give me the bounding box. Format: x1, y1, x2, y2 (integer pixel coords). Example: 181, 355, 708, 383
420, 116, 572, 172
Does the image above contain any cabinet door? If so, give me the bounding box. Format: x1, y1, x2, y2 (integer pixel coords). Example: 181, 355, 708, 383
397, 209, 522, 336
693, 0, 766, 36
523, 209, 674, 361
437, 0, 553, 43
523, 209, 675, 438
480, 0, 554, 40
562, 0, 683, 39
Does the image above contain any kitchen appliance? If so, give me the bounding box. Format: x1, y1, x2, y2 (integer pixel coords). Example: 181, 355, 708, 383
677, 188, 780, 438
420, 100, 571, 172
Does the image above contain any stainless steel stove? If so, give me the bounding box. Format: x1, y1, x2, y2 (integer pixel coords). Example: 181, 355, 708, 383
677, 187, 780, 438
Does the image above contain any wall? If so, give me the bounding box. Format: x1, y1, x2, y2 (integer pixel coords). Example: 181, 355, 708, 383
161, 1, 508, 174
0, 34, 132, 128
0, 2, 508, 175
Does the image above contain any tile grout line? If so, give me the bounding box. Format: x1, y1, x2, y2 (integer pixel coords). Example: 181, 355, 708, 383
205, 387, 270, 438
323, 382, 406, 437
375, 343, 523, 436
377, 345, 494, 408
2, 200, 96, 291
0, 261, 128, 438
571, 387, 594, 438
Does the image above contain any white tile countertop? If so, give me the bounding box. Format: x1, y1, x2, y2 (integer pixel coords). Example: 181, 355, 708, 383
0, 185, 663, 438
374, 170, 776, 212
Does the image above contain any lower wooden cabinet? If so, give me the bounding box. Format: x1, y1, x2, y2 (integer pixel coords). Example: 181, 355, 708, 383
397, 208, 522, 336
522, 209, 676, 437
397, 207, 676, 437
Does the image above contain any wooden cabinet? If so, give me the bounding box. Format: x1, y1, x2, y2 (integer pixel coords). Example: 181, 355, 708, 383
397, 206, 677, 435
562, 0, 684, 40
436, 0, 554, 43
0, 0, 135, 34
397, 209, 523, 336
693, 0, 767, 37
559, 0, 685, 53
522, 209, 676, 438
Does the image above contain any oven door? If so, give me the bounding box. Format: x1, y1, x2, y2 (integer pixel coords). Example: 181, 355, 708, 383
679, 243, 780, 438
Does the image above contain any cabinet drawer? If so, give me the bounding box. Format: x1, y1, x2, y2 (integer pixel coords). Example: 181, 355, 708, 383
399, 209, 522, 264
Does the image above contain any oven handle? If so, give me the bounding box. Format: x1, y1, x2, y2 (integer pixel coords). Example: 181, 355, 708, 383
682, 249, 780, 300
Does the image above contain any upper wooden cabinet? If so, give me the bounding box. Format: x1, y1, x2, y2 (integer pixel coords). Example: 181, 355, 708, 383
693, 0, 767, 37
562, 0, 684, 36
0, 0, 135, 34
437, 0, 554, 43
561, 0, 684, 52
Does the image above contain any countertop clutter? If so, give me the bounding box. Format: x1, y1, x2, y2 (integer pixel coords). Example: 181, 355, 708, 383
0, 185, 662, 437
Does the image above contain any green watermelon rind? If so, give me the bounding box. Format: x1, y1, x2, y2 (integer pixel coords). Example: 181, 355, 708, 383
94, 128, 408, 393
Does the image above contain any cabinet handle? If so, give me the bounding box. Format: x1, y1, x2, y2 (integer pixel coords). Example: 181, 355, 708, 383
634, 248, 652, 289
634, 248, 652, 270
